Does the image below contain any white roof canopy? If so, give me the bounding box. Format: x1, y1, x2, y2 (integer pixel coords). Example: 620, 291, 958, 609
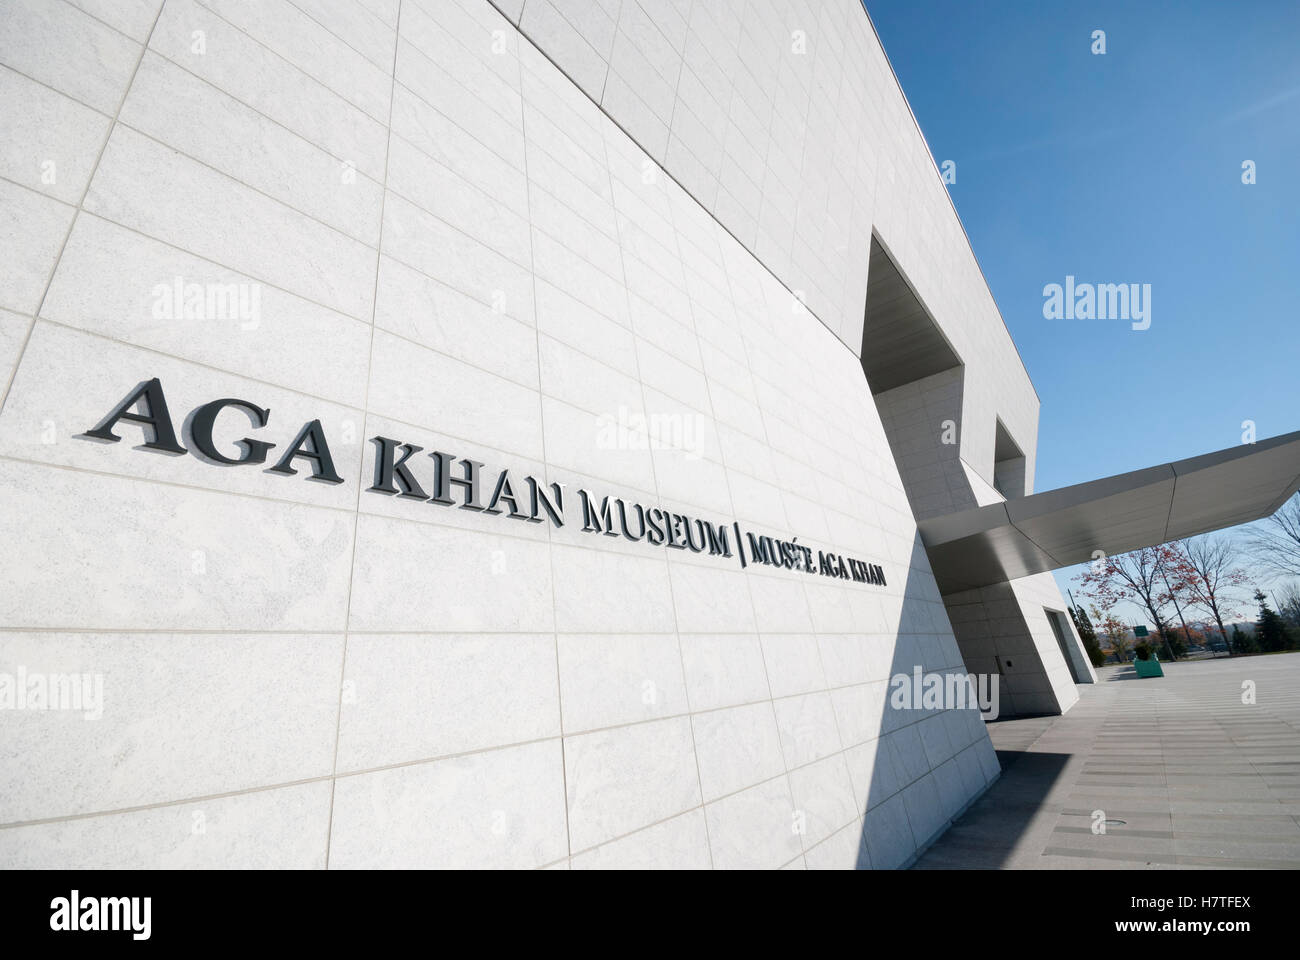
918, 431, 1300, 594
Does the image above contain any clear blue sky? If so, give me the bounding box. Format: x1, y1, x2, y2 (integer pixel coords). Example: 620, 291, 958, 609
866, 0, 1300, 621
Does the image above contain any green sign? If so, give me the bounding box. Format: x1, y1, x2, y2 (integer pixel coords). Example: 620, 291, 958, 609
1134, 626, 1149, 637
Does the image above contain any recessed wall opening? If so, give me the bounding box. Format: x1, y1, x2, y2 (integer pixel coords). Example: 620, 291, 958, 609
860, 235, 962, 394
862, 234, 969, 521
993, 418, 1026, 499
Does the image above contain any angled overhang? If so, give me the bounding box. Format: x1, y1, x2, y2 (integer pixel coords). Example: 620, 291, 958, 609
918, 431, 1300, 594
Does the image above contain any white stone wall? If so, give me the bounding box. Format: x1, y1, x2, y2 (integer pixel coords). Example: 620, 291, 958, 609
944, 574, 1095, 718
500, 0, 1040, 495
936, 435, 1094, 714
506, 2, 1094, 715
0, 0, 1001, 868
874, 367, 970, 521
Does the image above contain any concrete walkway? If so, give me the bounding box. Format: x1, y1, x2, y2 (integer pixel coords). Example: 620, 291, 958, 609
913, 653, 1300, 869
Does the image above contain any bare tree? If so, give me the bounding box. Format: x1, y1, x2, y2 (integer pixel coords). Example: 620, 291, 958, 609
1277, 583, 1300, 631
1176, 536, 1249, 653
1079, 543, 1191, 660
1245, 494, 1300, 579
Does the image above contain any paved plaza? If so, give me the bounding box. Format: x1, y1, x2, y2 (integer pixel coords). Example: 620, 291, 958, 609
914, 653, 1300, 868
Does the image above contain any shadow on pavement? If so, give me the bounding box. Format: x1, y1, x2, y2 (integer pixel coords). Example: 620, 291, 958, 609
910, 746, 1071, 868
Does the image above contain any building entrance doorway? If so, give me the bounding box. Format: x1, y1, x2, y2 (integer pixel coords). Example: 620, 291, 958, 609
1047, 609, 1086, 683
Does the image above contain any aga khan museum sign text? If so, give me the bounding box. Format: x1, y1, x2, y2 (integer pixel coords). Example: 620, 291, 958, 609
80, 379, 889, 587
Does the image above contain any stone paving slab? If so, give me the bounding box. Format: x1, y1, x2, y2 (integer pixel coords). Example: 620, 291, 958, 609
913, 653, 1300, 869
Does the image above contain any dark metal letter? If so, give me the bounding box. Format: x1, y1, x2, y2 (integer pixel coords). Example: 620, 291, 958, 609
428, 451, 485, 510
267, 419, 344, 484
186, 398, 274, 465
369, 437, 428, 499
81, 378, 186, 455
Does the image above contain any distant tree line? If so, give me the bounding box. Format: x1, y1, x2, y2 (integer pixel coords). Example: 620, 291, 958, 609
1072, 494, 1300, 662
